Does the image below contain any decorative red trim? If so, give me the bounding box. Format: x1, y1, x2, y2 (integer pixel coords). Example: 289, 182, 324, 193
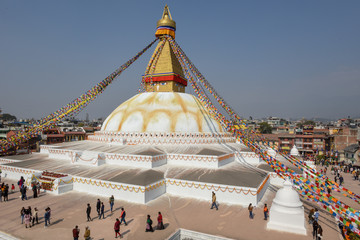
144, 74, 187, 86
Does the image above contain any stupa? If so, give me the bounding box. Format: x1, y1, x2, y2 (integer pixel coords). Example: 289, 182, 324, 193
290, 145, 300, 156
0, 5, 293, 206
267, 179, 306, 235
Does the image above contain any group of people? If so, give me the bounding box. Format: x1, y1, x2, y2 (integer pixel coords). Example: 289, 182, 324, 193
20, 206, 41, 228
145, 212, 164, 233
72, 225, 90, 240
247, 203, 269, 220
308, 208, 323, 239
211, 192, 271, 222
80, 196, 165, 239
0, 182, 14, 202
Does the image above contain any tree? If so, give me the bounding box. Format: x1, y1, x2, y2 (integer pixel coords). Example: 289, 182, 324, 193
303, 120, 316, 126
259, 122, 272, 134
0, 113, 16, 121
297, 119, 316, 128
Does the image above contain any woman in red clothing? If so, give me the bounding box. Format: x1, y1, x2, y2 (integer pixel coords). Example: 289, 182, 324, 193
114, 218, 121, 238
157, 212, 164, 230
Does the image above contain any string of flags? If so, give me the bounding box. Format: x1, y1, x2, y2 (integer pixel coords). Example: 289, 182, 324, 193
166, 35, 360, 236
0, 39, 158, 153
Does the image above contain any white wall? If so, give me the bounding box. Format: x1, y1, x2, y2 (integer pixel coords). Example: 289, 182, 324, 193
71, 176, 166, 204
0, 166, 40, 183
166, 178, 259, 206
236, 152, 261, 164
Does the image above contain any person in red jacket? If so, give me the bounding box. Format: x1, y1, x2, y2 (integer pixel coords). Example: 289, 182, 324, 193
157, 212, 165, 230
114, 218, 121, 238
72, 225, 80, 240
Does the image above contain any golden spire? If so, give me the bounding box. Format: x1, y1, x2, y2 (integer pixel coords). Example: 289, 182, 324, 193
155, 5, 176, 39
143, 5, 187, 93
157, 5, 176, 30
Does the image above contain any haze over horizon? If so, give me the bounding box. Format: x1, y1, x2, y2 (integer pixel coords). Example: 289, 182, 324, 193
1, 1, 359, 121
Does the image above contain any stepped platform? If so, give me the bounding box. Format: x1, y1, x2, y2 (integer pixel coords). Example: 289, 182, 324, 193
0, 148, 271, 205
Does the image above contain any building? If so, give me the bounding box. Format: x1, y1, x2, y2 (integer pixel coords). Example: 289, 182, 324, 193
263, 125, 329, 156
42, 128, 65, 145
344, 144, 359, 163
331, 127, 359, 158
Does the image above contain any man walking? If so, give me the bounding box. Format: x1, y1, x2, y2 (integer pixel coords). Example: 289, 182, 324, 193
86, 203, 92, 222
210, 191, 218, 210
339, 175, 344, 186
44, 208, 50, 227
263, 204, 268, 220
109, 195, 114, 213
120, 208, 127, 225
99, 202, 105, 219
96, 199, 101, 218
72, 225, 80, 240
248, 203, 254, 219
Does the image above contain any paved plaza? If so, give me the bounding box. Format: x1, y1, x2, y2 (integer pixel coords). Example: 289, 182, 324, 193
0, 165, 358, 240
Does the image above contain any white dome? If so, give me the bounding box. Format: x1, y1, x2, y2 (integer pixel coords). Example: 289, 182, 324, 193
290, 145, 300, 156
273, 179, 302, 208
101, 92, 225, 133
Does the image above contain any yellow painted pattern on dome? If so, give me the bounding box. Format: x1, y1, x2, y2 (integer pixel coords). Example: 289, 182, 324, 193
101, 92, 224, 133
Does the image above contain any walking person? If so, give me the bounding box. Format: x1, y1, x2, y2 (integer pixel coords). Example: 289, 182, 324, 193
20, 207, 25, 224
99, 202, 105, 219
339, 175, 344, 186
83, 226, 91, 240
210, 191, 218, 210
96, 199, 101, 218
109, 195, 114, 213
32, 183, 37, 198
46, 207, 52, 224
86, 203, 92, 222
4, 184, 8, 201
11, 184, 15, 193
72, 225, 80, 240
20, 185, 25, 201
145, 215, 154, 232
120, 208, 127, 226
32, 207, 39, 226
44, 208, 50, 227
263, 204, 269, 220
23, 185, 27, 200
157, 212, 164, 230
114, 218, 121, 238
248, 203, 254, 219
312, 220, 319, 239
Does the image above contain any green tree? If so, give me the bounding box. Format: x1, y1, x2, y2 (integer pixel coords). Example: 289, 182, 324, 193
0, 113, 16, 121
259, 122, 272, 134
303, 120, 316, 126
297, 119, 316, 128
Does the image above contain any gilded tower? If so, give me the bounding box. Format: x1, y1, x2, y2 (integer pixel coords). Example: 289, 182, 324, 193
143, 5, 187, 93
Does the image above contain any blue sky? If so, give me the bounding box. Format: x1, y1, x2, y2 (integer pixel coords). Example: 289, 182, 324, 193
1, 1, 359, 120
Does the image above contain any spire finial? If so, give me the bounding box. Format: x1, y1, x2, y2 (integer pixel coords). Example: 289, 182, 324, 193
156, 5, 176, 39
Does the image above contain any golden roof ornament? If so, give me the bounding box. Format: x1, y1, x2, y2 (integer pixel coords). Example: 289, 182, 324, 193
155, 5, 176, 39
